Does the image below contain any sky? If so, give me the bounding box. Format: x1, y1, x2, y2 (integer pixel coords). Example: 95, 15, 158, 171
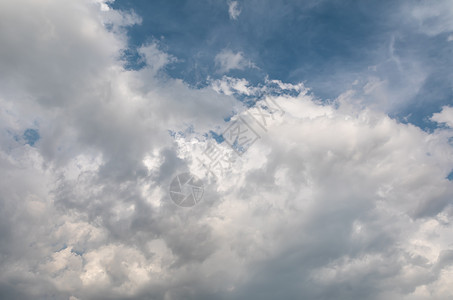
0, 0, 453, 299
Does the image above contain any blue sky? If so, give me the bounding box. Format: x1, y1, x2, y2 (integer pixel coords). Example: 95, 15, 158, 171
113, 0, 453, 130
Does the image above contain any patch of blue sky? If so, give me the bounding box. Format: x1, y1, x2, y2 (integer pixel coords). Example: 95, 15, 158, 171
208, 130, 224, 143
70, 248, 85, 256
447, 170, 453, 181
112, 0, 393, 85
112, 0, 453, 131
13, 128, 40, 147
23, 128, 40, 146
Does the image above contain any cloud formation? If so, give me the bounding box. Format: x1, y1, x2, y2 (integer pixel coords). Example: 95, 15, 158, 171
0, 1, 453, 300
215, 49, 256, 74
228, 1, 241, 20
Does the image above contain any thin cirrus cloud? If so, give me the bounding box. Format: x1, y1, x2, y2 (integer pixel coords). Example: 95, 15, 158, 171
0, 0, 453, 300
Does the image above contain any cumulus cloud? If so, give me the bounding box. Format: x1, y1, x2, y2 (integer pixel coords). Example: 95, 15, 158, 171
432, 106, 453, 128
410, 0, 453, 36
1, 0, 453, 300
215, 49, 256, 73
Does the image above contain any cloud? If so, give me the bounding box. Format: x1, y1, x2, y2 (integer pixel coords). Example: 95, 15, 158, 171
215, 49, 256, 73
174, 82, 453, 299
432, 106, 453, 128
410, 0, 453, 36
228, 1, 241, 20
1, 0, 453, 299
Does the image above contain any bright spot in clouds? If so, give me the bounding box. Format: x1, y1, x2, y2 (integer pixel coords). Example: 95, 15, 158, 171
215, 49, 255, 73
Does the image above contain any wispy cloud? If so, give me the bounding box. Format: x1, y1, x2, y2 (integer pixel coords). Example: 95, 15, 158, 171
432, 106, 453, 128
228, 1, 241, 20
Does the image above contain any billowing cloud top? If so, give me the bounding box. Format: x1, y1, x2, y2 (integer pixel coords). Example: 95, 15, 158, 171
1, 1, 453, 300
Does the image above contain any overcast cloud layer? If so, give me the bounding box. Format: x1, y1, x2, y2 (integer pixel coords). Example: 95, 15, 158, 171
1, 1, 453, 299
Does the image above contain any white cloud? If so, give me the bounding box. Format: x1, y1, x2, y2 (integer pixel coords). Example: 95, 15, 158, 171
432, 106, 453, 128
1, 0, 453, 299
410, 0, 453, 36
215, 49, 256, 73
228, 1, 241, 20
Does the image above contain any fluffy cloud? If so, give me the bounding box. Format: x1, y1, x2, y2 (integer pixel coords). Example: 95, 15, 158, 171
215, 49, 256, 74
1, 1, 453, 300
